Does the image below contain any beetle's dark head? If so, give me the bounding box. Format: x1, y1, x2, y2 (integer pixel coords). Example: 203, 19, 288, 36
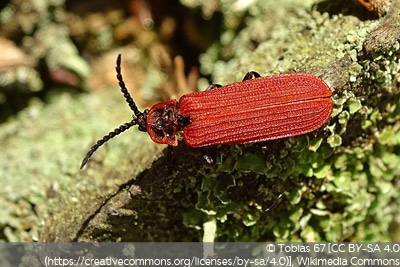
146, 100, 191, 146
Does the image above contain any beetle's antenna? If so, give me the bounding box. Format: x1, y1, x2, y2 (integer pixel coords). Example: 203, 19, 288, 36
116, 54, 143, 118
81, 54, 148, 169
80, 120, 137, 169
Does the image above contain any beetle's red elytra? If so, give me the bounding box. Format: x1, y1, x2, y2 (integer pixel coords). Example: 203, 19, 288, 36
179, 73, 332, 147
80, 55, 333, 169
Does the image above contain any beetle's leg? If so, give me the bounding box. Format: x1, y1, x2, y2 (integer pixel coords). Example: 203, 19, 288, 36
242, 71, 261, 81
200, 147, 217, 164
264, 183, 300, 212
205, 84, 222, 90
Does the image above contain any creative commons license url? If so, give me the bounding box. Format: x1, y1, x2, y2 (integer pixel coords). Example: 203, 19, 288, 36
43, 243, 400, 267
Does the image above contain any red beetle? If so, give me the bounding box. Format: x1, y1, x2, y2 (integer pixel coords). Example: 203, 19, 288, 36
81, 55, 333, 169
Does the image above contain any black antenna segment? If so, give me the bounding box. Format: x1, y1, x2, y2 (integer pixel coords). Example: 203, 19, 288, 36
115, 54, 143, 117
80, 120, 137, 169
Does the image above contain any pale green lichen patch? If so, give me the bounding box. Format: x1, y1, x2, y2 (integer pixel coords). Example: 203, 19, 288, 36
0, 86, 162, 241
